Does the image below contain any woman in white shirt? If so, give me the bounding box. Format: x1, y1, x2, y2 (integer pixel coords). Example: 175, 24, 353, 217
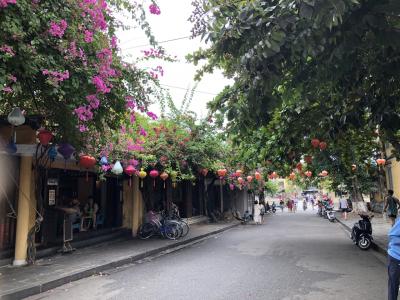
253, 200, 262, 224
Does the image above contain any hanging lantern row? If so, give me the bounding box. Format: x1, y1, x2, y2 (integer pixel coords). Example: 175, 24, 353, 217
79, 155, 96, 181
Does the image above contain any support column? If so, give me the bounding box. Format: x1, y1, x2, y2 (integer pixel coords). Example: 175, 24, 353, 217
131, 177, 142, 237
13, 156, 33, 266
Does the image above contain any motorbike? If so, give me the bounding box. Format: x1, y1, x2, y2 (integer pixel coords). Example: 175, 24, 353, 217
325, 205, 336, 222
271, 204, 276, 213
351, 214, 373, 250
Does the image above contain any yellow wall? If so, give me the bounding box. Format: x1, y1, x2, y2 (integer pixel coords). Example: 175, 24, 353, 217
122, 177, 144, 236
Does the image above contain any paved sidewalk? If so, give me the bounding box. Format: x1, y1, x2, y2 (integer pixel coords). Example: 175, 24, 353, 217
336, 212, 390, 254
0, 222, 239, 300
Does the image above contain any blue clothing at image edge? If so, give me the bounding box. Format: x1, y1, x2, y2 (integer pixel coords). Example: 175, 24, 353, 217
388, 219, 400, 260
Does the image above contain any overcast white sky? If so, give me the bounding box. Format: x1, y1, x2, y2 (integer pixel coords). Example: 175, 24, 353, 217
116, 1, 232, 118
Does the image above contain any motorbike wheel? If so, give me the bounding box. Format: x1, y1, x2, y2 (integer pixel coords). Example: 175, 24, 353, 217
357, 236, 372, 250
329, 217, 336, 222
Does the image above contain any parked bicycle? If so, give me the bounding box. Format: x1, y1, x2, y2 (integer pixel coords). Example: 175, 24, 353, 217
138, 210, 189, 240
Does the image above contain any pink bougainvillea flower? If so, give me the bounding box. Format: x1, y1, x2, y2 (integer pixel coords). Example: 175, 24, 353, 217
0, 45, 15, 56
149, 4, 161, 15
84, 30, 94, 43
92, 75, 110, 93
125, 96, 136, 110
0, 0, 16, 8
8, 74, 17, 82
78, 124, 88, 132
86, 94, 100, 109
146, 111, 158, 120
2, 86, 13, 93
139, 127, 147, 137
49, 19, 68, 38
111, 36, 118, 48
129, 112, 136, 124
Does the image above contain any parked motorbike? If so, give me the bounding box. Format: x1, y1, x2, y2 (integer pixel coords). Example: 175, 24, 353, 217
351, 214, 373, 250
325, 206, 336, 222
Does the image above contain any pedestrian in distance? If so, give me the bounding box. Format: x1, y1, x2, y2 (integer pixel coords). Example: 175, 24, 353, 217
253, 200, 262, 225
388, 218, 400, 300
260, 201, 266, 223
339, 197, 349, 220
384, 190, 400, 227
279, 200, 284, 212
287, 199, 292, 213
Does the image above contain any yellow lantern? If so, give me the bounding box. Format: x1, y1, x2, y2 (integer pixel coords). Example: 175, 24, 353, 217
138, 168, 147, 187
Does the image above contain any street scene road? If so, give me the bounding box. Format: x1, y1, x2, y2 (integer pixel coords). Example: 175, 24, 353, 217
27, 211, 387, 300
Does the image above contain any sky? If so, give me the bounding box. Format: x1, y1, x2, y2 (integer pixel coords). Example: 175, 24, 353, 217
116, 1, 232, 118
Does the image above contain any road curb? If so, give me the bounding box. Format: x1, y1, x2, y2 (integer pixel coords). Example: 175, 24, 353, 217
0, 222, 240, 300
336, 218, 387, 256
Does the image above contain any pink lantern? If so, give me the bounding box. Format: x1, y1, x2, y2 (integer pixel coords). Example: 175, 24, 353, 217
377, 158, 386, 166
305, 171, 312, 178
247, 175, 253, 183
235, 170, 242, 177
321, 170, 328, 177
149, 169, 159, 188
229, 183, 234, 191
124, 165, 136, 187
217, 168, 227, 178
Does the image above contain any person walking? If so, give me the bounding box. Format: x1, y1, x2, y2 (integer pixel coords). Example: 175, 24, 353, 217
339, 197, 349, 220
287, 199, 292, 213
388, 218, 400, 300
279, 200, 284, 212
253, 200, 262, 224
384, 190, 400, 227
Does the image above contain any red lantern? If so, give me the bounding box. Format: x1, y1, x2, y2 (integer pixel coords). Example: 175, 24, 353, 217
377, 158, 386, 166
304, 155, 313, 164
201, 168, 209, 177
79, 155, 96, 181
255, 171, 262, 181
217, 168, 227, 178
247, 175, 253, 183
305, 171, 312, 178
311, 139, 320, 148
124, 165, 136, 187
319, 141, 327, 150
149, 169, 159, 188
296, 162, 303, 171
321, 170, 328, 177
289, 172, 296, 180
37, 129, 53, 146
235, 170, 242, 177
160, 171, 169, 189
237, 177, 244, 185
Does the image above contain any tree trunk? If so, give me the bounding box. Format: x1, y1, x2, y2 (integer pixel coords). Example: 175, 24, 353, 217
351, 176, 368, 213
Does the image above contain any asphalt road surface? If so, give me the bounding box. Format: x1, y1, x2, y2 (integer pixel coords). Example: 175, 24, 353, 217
27, 210, 387, 300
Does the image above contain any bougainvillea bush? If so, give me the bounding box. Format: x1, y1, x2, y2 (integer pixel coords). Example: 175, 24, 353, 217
0, 0, 161, 147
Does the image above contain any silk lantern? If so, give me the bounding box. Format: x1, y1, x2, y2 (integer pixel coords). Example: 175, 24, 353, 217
58, 143, 75, 170
311, 139, 320, 148
112, 161, 123, 176
160, 171, 169, 189
149, 169, 159, 188
255, 171, 262, 181
124, 165, 136, 187
138, 168, 147, 188
79, 155, 96, 181
247, 175, 253, 183
304, 155, 313, 164
289, 172, 296, 180
321, 170, 328, 177
235, 170, 242, 177
376, 158, 386, 166
319, 141, 327, 150
37, 129, 53, 146
305, 171, 312, 178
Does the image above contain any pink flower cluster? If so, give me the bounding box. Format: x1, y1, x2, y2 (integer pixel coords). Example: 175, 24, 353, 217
142, 48, 164, 58
149, 4, 160, 15
92, 75, 111, 94
0, 45, 15, 56
79, 0, 108, 31
42, 69, 70, 84
0, 0, 16, 8
2, 86, 13, 93
84, 30, 94, 43
125, 96, 136, 110
48, 20, 68, 38
74, 106, 93, 122
149, 65, 164, 79
146, 111, 158, 120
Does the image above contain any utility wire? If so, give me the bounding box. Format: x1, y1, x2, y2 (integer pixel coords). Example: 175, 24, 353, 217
160, 83, 219, 96
122, 35, 192, 50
